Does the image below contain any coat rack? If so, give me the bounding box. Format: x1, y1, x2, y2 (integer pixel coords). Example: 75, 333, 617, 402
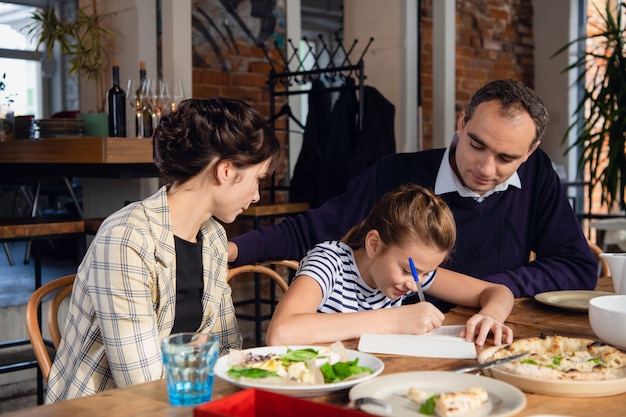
262, 32, 374, 202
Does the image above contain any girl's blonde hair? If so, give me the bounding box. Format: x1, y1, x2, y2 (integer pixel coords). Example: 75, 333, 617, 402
341, 184, 456, 255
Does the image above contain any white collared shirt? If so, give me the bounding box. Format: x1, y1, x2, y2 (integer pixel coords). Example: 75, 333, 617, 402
434, 135, 521, 203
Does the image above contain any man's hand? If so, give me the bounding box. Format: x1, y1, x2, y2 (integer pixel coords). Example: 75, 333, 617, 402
227, 241, 238, 263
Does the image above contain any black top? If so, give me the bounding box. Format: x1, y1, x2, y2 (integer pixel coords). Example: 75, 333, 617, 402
171, 233, 203, 333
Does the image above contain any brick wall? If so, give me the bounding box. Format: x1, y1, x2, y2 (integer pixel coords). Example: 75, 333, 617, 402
191, 0, 289, 205
192, 0, 536, 180
192, 47, 290, 206
419, 0, 535, 149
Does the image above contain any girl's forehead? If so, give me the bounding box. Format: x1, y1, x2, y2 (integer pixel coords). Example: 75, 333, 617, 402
386, 242, 447, 267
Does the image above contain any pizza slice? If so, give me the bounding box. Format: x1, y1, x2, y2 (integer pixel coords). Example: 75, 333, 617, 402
407, 386, 489, 416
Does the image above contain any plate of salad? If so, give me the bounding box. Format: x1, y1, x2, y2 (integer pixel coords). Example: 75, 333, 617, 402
215, 341, 384, 397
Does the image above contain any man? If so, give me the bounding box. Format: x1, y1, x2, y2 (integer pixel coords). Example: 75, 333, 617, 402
228, 79, 597, 301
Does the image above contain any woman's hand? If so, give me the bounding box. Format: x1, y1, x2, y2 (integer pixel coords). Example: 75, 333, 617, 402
461, 314, 513, 346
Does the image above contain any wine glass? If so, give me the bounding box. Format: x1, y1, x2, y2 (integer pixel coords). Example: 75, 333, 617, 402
127, 78, 151, 138
170, 79, 185, 113
150, 78, 170, 127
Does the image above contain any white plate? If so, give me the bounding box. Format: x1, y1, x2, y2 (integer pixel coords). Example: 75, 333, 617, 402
349, 371, 525, 417
478, 345, 626, 397
215, 345, 384, 397
534, 290, 614, 311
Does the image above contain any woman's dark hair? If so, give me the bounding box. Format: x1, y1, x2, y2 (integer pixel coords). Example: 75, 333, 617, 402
153, 98, 280, 184
463, 79, 549, 147
341, 184, 456, 256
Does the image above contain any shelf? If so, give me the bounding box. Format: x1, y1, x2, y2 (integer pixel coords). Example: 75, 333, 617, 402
0, 137, 153, 164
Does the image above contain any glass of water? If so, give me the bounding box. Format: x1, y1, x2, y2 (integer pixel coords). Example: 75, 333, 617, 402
161, 332, 219, 406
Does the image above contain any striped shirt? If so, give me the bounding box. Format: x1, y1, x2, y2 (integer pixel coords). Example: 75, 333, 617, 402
297, 241, 435, 313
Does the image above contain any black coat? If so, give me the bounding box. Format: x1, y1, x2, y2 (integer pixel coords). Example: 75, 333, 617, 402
289, 79, 332, 204
290, 80, 396, 208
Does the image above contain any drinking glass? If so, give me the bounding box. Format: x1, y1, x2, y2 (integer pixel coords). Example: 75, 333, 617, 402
127, 78, 151, 138
170, 79, 185, 113
161, 332, 219, 406
150, 78, 170, 127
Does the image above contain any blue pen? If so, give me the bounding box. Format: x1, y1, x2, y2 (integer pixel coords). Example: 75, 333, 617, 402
408, 257, 426, 303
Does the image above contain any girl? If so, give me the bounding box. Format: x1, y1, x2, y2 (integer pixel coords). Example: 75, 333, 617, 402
266, 184, 513, 346
47, 98, 280, 402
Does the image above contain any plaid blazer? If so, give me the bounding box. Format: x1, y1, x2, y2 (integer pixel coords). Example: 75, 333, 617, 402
46, 186, 242, 402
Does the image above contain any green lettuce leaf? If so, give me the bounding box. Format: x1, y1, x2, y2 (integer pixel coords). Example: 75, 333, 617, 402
227, 366, 278, 379
319, 358, 373, 383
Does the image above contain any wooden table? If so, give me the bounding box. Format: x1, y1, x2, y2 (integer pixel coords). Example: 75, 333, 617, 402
0, 217, 84, 290
0, 137, 158, 178
5, 277, 623, 417
0, 136, 157, 262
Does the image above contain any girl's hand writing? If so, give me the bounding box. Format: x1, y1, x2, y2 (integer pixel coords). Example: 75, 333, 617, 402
396, 302, 445, 334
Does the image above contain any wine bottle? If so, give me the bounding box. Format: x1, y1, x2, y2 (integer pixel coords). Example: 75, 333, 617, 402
136, 61, 153, 137
108, 58, 126, 137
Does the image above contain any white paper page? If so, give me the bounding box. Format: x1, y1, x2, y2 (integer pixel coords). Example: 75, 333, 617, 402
358, 325, 477, 359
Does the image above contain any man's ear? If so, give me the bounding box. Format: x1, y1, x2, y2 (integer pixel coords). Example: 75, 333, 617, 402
364, 230, 382, 257
521, 140, 541, 163
456, 110, 466, 130
529, 140, 541, 154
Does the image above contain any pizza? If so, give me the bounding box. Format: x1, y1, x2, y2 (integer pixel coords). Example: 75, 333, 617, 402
483, 335, 626, 381
407, 386, 488, 417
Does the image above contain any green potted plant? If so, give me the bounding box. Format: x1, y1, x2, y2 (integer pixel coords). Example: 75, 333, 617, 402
27, 0, 114, 135
554, 1, 626, 212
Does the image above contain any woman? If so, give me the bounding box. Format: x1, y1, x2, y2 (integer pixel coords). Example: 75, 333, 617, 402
266, 184, 514, 346
47, 98, 280, 402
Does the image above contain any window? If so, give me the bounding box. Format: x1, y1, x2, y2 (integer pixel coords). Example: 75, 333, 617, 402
0, 1, 44, 118
0, 0, 79, 120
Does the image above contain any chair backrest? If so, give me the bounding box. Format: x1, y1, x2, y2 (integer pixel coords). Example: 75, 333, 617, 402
226, 264, 289, 293
264, 259, 299, 271
588, 239, 610, 278
25, 274, 76, 382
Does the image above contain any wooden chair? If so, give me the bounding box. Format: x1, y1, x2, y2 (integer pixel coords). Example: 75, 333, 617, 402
227, 264, 289, 293
264, 259, 299, 271
25, 274, 76, 382
263, 259, 299, 285
227, 262, 298, 346
588, 239, 610, 278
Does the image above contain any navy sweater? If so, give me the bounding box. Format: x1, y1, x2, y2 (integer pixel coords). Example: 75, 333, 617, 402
232, 148, 597, 298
